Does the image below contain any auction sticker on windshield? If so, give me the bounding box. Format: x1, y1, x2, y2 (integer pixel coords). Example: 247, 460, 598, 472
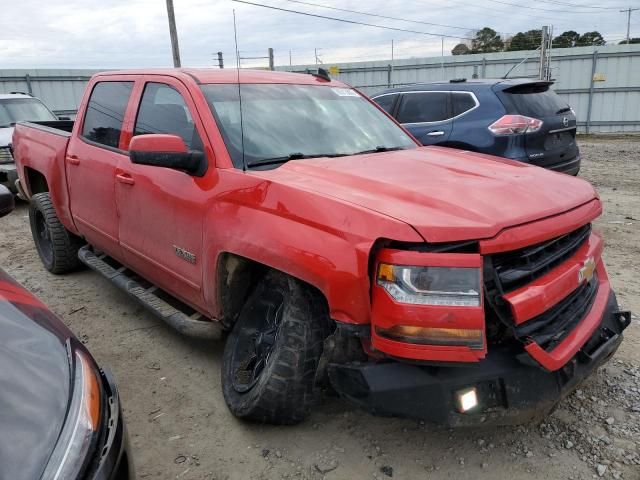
331, 88, 359, 97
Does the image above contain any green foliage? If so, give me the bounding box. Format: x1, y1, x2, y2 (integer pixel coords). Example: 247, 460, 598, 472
619, 38, 640, 44
451, 43, 470, 55
576, 31, 606, 46
553, 30, 580, 48
508, 30, 542, 51
471, 28, 504, 53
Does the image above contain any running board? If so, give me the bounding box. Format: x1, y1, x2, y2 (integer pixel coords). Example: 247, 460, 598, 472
78, 246, 221, 339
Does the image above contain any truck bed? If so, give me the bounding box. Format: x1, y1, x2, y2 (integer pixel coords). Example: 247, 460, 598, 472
12, 121, 77, 231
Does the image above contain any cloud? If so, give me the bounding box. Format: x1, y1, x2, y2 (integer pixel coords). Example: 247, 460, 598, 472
0, 0, 629, 69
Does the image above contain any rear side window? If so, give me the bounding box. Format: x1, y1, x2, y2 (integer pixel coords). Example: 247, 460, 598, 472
396, 92, 450, 124
501, 84, 569, 118
134, 83, 202, 150
452, 92, 477, 116
373, 94, 398, 114
82, 81, 134, 149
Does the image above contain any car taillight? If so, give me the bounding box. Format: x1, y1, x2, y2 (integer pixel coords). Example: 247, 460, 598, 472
488, 115, 543, 135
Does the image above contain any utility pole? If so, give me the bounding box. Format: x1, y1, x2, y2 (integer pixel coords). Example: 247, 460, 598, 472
289, 50, 292, 66
539, 26, 548, 80
268, 48, 274, 71
621, 7, 639, 44
165, 0, 181, 67
314, 48, 319, 66
217, 51, 224, 69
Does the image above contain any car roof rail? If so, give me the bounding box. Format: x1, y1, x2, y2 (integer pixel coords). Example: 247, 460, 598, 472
9, 91, 33, 96
449, 78, 467, 83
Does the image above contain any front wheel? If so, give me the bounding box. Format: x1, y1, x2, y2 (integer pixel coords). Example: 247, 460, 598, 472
221, 272, 328, 424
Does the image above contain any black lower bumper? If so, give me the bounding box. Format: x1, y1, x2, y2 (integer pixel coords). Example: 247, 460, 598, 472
328, 292, 630, 427
92, 368, 135, 480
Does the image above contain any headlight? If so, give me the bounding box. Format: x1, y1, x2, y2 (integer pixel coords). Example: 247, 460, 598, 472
377, 263, 481, 306
41, 349, 102, 480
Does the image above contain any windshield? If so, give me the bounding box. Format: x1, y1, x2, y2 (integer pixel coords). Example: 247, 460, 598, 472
0, 98, 57, 128
201, 84, 416, 168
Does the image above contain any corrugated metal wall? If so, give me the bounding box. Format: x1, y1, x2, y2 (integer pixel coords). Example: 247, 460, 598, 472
280, 44, 640, 133
1, 44, 639, 132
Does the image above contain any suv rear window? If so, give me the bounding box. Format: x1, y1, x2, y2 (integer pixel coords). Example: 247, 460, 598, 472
82, 81, 134, 149
501, 84, 568, 118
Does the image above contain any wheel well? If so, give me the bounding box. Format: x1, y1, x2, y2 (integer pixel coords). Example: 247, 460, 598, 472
24, 167, 49, 195
216, 252, 330, 328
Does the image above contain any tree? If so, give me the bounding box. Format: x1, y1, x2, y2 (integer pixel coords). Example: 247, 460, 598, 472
470, 28, 504, 53
576, 31, 605, 46
553, 30, 580, 48
508, 30, 542, 51
452, 43, 470, 55
619, 38, 640, 44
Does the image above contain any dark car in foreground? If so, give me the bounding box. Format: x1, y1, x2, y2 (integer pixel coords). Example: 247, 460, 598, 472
0, 186, 133, 480
372, 78, 581, 175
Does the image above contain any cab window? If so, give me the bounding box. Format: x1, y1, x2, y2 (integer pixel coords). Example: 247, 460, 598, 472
81, 81, 134, 149
134, 83, 202, 150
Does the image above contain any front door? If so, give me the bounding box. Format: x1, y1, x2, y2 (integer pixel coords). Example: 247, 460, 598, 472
115, 78, 208, 308
67, 80, 135, 256
396, 91, 453, 146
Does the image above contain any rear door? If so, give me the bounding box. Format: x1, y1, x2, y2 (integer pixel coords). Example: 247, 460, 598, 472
498, 83, 579, 170
395, 91, 453, 145
66, 79, 135, 256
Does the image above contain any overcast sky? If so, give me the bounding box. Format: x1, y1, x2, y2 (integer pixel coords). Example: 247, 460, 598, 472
0, 0, 638, 69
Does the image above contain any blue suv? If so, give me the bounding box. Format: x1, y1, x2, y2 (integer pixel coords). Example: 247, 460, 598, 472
372, 79, 580, 175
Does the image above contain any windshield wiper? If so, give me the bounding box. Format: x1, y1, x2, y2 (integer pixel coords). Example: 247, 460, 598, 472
246, 152, 347, 168
352, 146, 406, 155
555, 107, 572, 114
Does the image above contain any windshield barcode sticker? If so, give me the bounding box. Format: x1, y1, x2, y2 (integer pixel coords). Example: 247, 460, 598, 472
331, 88, 359, 97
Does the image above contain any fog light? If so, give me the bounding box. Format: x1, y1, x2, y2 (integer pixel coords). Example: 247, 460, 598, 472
456, 387, 478, 413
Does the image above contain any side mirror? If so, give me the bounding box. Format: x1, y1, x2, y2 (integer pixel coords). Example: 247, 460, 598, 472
57, 116, 71, 121
129, 134, 206, 176
0, 185, 15, 218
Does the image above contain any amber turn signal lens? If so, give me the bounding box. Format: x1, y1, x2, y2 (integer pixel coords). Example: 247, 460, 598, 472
376, 325, 484, 349
378, 263, 395, 282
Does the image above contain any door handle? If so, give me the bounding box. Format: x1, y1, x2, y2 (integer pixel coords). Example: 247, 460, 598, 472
426, 131, 445, 136
115, 173, 135, 185
66, 155, 80, 165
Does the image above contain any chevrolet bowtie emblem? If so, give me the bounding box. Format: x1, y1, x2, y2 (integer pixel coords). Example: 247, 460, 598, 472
578, 256, 596, 284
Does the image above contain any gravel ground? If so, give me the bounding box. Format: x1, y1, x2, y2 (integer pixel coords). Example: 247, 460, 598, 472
0, 136, 638, 480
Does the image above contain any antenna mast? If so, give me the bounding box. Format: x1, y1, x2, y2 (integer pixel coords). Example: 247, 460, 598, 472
233, 10, 247, 171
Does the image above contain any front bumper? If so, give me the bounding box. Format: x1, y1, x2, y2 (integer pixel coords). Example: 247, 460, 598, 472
91, 368, 134, 480
328, 292, 630, 427
0, 163, 17, 193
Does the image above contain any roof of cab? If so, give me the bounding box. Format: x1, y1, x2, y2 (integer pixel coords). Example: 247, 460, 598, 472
94, 68, 349, 87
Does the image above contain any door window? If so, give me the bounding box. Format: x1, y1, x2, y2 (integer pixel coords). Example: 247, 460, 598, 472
452, 92, 477, 116
134, 83, 202, 150
373, 94, 398, 114
397, 92, 450, 124
81, 81, 134, 149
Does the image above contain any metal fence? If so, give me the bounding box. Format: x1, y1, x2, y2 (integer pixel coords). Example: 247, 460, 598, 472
2, 44, 639, 133
280, 44, 640, 134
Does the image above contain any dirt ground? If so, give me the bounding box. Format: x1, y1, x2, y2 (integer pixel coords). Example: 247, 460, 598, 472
1, 137, 639, 480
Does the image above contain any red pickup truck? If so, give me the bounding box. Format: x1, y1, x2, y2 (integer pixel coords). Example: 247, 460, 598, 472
12, 69, 630, 426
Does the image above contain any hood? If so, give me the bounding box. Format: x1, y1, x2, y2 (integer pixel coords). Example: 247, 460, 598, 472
255, 146, 597, 243
0, 126, 14, 146
0, 270, 71, 480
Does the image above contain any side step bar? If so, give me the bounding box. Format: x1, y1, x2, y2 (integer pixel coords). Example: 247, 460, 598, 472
78, 246, 221, 339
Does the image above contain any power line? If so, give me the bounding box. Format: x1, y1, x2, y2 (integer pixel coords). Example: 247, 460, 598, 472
535, 0, 632, 10
232, 0, 474, 39
280, 0, 500, 34
481, 0, 620, 14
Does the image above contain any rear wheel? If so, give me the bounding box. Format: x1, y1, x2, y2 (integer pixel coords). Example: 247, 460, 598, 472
29, 192, 84, 274
222, 271, 328, 424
